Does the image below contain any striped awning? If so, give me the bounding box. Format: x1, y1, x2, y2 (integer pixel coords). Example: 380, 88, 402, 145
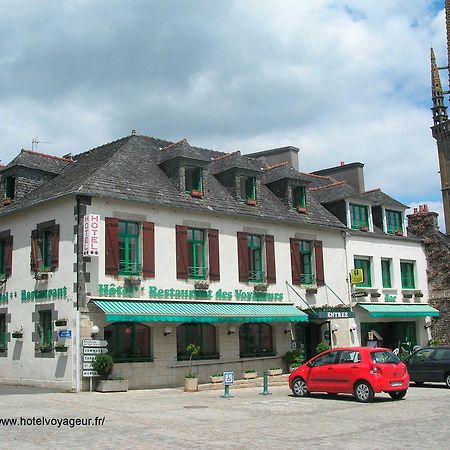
357, 303, 440, 318
92, 300, 309, 323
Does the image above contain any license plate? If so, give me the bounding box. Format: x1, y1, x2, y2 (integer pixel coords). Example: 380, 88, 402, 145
391, 381, 402, 387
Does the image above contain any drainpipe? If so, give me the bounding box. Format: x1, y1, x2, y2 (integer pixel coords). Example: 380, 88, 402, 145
75, 196, 83, 392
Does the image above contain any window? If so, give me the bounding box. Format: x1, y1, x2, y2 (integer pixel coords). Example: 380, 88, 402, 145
247, 235, 264, 282
410, 348, 434, 362
239, 322, 274, 357
176, 323, 218, 360
0, 240, 5, 277
370, 351, 400, 364
118, 221, 140, 275
240, 176, 256, 201
38, 310, 52, 348
185, 167, 203, 194
311, 351, 339, 366
299, 240, 314, 285
292, 186, 306, 210
400, 261, 415, 289
0, 314, 6, 351
386, 209, 403, 234
434, 348, 450, 361
31, 223, 59, 273
338, 350, 361, 364
381, 259, 392, 288
188, 228, 207, 279
104, 322, 152, 362
349, 203, 369, 230
354, 258, 371, 287
4, 176, 15, 200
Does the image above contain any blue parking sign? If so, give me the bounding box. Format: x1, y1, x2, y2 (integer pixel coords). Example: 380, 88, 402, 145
223, 371, 234, 385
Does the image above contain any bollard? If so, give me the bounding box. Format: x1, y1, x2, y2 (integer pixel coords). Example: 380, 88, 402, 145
221, 384, 233, 399
260, 371, 271, 396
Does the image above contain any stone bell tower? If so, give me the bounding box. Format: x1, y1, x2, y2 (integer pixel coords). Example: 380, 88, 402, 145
431, 0, 450, 234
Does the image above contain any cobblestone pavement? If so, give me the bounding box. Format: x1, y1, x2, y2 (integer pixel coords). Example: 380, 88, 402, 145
0, 383, 449, 449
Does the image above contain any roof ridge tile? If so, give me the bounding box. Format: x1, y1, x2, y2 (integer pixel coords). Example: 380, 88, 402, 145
213, 150, 241, 161
309, 180, 346, 191
22, 149, 74, 163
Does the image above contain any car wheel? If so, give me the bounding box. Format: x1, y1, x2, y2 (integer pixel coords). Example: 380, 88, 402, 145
414, 381, 425, 386
354, 381, 374, 403
388, 390, 407, 400
292, 377, 309, 397
445, 373, 450, 389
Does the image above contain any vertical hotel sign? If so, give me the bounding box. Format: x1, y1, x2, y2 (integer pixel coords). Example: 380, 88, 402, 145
83, 214, 100, 256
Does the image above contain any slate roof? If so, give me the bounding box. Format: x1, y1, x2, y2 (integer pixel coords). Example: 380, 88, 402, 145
158, 139, 221, 164
1, 149, 72, 174
0, 135, 345, 230
263, 162, 313, 185
362, 188, 408, 209
309, 181, 366, 204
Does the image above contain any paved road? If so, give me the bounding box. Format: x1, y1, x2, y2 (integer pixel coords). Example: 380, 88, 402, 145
0, 383, 449, 449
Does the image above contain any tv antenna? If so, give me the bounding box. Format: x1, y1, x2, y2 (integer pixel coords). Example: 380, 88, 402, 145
31, 136, 54, 151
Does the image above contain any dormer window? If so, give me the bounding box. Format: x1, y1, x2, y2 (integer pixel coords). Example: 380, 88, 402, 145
292, 186, 306, 212
240, 176, 256, 204
185, 167, 203, 198
349, 203, 369, 231
4, 176, 15, 200
386, 209, 403, 235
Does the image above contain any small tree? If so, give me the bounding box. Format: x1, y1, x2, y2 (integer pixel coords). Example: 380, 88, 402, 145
185, 343, 200, 378
92, 354, 114, 380
315, 342, 331, 355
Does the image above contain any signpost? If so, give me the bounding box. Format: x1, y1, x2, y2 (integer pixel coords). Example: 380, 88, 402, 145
82, 338, 108, 392
221, 371, 234, 398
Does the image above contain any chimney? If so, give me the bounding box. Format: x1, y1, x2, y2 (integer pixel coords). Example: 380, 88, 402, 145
312, 162, 365, 193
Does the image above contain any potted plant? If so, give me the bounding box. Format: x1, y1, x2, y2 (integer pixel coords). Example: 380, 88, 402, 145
184, 343, 200, 392
2, 197, 12, 206
268, 367, 282, 376
359, 225, 369, 232
243, 369, 257, 379
395, 230, 404, 236
194, 281, 209, 290
370, 291, 381, 298
210, 373, 223, 383
39, 343, 53, 353
0, 344, 7, 353
315, 342, 332, 355
253, 283, 268, 292
93, 354, 129, 392
124, 276, 141, 286
403, 293, 413, 299
245, 199, 257, 206
54, 344, 68, 353
190, 190, 203, 198
284, 350, 305, 372
296, 206, 307, 213
306, 287, 318, 294
12, 330, 23, 339
414, 291, 424, 298
34, 267, 50, 280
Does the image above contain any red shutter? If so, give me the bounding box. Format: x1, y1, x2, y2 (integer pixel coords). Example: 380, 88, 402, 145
142, 221, 155, 278
237, 232, 249, 282
208, 229, 220, 281
265, 235, 276, 284
5, 235, 13, 277
105, 217, 119, 275
290, 238, 301, 285
176, 225, 188, 279
314, 240, 325, 286
50, 224, 60, 271
30, 229, 39, 272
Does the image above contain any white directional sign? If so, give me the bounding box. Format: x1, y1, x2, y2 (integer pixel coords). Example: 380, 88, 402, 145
83, 362, 94, 370
83, 370, 99, 377
83, 355, 96, 362
83, 347, 108, 354
82, 339, 107, 347
223, 371, 234, 385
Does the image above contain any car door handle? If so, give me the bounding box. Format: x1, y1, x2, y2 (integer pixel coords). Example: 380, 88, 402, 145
327, 367, 333, 370
351, 366, 358, 369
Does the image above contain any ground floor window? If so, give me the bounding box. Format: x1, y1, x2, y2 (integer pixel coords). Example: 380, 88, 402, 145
176, 323, 219, 360
104, 322, 152, 362
239, 322, 274, 357
0, 313, 6, 351
38, 310, 52, 350
360, 321, 416, 356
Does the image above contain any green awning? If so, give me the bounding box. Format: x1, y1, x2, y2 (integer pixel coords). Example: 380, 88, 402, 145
92, 300, 308, 323
357, 303, 440, 318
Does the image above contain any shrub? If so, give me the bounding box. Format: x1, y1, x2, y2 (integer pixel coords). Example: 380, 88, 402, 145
315, 342, 332, 355
92, 354, 114, 380
244, 369, 256, 373
284, 350, 306, 365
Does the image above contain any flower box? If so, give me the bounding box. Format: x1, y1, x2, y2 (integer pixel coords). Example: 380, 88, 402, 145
34, 271, 49, 280
124, 277, 141, 286
12, 332, 23, 339
210, 374, 224, 384
370, 292, 381, 298
39, 346, 53, 353
243, 371, 257, 379
2, 198, 13, 206
245, 199, 257, 206
0, 346, 7, 353
403, 293, 413, 299
190, 190, 204, 198
96, 379, 129, 393
306, 287, 318, 294
359, 226, 369, 232
268, 368, 282, 376
414, 292, 424, 298
296, 207, 307, 214
54, 346, 68, 353
55, 319, 67, 327
254, 284, 268, 292
194, 281, 209, 290
395, 230, 404, 236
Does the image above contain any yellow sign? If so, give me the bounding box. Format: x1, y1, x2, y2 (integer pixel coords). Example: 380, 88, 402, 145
350, 269, 364, 284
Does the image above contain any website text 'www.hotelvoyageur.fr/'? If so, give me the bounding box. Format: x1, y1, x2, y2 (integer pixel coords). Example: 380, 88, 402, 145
0, 416, 106, 428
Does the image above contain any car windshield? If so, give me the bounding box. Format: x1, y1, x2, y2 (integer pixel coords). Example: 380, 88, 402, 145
370, 351, 400, 364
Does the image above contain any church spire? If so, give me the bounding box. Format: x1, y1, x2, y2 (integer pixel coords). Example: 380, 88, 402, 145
431, 47, 448, 125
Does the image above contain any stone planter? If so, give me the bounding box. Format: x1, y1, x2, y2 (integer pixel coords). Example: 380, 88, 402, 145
268, 368, 282, 376
243, 371, 257, 379
96, 379, 129, 393
184, 377, 199, 392
210, 375, 224, 384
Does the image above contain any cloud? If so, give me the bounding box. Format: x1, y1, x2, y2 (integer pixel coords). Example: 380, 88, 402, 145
0, 0, 445, 218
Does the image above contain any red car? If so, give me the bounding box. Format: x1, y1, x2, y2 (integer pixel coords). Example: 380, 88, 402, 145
288, 347, 409, 402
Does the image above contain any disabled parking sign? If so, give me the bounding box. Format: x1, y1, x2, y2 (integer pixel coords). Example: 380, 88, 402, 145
223, 371, 234, 385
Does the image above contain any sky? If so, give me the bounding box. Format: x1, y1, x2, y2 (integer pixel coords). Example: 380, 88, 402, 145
0, 0, 447, 230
